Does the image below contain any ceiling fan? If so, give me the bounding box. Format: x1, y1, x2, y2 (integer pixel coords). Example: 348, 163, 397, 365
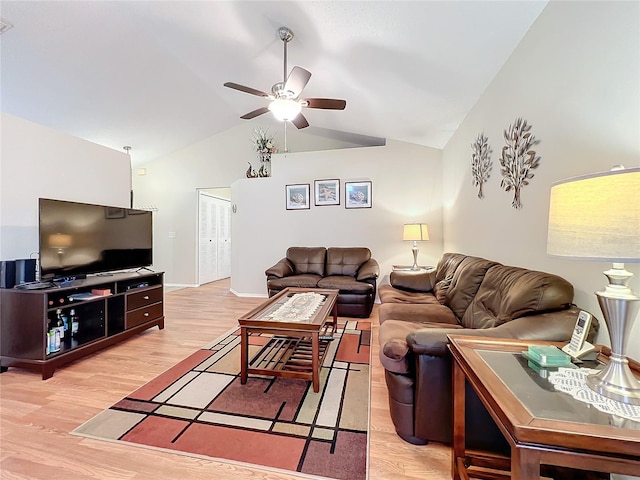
224, 27, 346, 129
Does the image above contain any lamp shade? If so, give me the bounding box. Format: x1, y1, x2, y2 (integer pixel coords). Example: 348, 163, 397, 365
547, 167, 640, 262
403, 223, 429, 242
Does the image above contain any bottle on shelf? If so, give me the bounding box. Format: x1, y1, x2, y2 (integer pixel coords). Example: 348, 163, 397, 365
47, 314, 61, 354
55, 308, 65, 340
46, 317, 53, 355
61, 310, 70, 338
70, 309, 79, 338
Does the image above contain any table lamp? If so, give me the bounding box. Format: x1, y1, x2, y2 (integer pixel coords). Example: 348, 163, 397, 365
547, 166, 640, 405
403, 223, 429, 270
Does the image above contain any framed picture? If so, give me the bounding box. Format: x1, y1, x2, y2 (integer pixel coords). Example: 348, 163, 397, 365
314, 179, 340, 206
105, 207, 126, 219
345, 181, 372, 209
285, 184, 310, 210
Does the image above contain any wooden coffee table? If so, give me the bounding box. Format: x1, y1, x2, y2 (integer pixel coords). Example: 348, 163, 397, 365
238, 287, 338, 393
448, 335, 640, 480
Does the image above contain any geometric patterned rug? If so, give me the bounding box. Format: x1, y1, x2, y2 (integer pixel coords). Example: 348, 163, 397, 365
72, 320, 371, 480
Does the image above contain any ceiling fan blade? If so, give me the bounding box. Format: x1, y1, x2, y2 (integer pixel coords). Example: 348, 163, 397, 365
224, 82, 269, 98
284, 66, 312, 97
291, 112, 309, 129
240, 107, 270, 120
304, 98, 346, 110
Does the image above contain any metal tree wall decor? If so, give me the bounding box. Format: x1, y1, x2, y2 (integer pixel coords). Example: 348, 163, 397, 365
471, 133, 492, 199
499, 117, 540, 209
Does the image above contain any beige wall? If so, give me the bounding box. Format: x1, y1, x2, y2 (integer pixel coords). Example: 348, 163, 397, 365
134, 122, 442, 290
441, 1, 640, 358
0, 113, 131, 261
230, 140, 443, 296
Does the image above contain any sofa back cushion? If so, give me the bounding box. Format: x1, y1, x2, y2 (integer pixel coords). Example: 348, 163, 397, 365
461, 265, 574, 329
433, 253, 467, 302
325, 247, 371, 276
286, 247, 326, 276
443, 256, 499, 320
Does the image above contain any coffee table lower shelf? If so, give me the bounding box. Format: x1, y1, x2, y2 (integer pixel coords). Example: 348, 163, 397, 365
241, 322, 335, 393
249, 335, 330, 378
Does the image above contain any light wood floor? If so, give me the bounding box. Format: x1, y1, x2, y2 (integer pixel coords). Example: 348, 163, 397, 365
0, 279, 451, 480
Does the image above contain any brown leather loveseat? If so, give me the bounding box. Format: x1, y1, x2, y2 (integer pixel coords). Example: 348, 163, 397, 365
265, 247, 379, 318
378, 252, 598, 446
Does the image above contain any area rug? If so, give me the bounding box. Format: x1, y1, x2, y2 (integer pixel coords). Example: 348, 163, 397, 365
72, 320, 371, 480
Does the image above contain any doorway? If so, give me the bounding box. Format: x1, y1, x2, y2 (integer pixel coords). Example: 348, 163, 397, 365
197, 188, 231, 285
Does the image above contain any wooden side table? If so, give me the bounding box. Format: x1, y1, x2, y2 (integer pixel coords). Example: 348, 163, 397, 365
392, 265, 432, 272
448, 335, 640, 480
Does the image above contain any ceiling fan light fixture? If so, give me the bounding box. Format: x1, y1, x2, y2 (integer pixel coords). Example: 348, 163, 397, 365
268, 98, 302, 121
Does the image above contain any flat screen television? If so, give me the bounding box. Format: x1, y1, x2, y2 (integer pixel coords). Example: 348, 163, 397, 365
39, 198, 153, 280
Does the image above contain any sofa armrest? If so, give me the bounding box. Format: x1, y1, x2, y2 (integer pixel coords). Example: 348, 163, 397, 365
357, 258, 380, 281
390, 268, 436, 293
265, 258, 294, 278
407, 307, 591, 357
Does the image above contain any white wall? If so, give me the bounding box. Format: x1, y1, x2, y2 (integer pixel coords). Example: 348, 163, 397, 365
0, 113, 131, 261
132, 124, 265, 287
132, 122, 396, 287
441, 1, 640, 357
231, 140, 443, 296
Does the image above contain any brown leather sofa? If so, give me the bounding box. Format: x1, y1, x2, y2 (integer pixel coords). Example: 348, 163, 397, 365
265, 247, 379, 318
378, 252, 599, 446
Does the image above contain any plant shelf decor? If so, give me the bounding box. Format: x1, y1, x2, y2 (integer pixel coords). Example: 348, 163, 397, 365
247, 127, 277, 178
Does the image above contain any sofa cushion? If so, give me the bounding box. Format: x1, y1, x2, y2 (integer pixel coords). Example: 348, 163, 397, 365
287, 247, 326, 276
267, 274, 322, 290
325, 247, 371, 276
444, 256, 499, 320
379, 302, 458, 326
378, 285, 439, 304
378, 284, 440, 305
317, 275, 373, 293
388, 269, 436, 293
379, 319, 463, 374
432, 253, 467, 303
460, 265, 574, 329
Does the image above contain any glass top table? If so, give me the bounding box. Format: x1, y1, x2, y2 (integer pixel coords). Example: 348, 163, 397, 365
448, 335, 640, 480
477, 349, 640, 429
238, 288, 339, 393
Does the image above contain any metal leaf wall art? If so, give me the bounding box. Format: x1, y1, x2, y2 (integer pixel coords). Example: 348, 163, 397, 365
471, 133, 492, 199
499, 117, 540, 209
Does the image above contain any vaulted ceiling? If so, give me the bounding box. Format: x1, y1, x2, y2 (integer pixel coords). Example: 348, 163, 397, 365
0, 1, 548, 164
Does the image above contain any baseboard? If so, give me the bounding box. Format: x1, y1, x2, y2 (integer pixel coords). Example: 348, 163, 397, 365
165, 283, 198, 288
229, 288, 269, 298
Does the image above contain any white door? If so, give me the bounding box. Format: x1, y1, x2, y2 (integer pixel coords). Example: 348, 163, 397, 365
198, 192, 231, 284
217, 200, 231, 279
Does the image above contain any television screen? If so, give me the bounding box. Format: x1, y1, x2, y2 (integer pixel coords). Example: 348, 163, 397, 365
39, 198, 153, 279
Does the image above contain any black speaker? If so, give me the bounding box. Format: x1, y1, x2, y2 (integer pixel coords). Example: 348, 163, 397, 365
15, 258, 36, 285
0, 260, 16, 289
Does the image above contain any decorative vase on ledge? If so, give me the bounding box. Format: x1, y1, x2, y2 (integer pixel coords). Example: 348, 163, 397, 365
258, 151, 271, 177
247, 127, 276, 178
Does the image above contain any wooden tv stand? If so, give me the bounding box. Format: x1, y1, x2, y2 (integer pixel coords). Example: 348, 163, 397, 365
0, 271, 164, 379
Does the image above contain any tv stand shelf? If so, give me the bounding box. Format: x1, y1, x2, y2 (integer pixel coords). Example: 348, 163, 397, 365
0, 271, 164, 379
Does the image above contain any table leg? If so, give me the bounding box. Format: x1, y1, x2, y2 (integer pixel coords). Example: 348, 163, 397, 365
452, 359, 466, 480
312, 331, 320, 393
240, 326, 248, 385
511, 447, 540, 480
